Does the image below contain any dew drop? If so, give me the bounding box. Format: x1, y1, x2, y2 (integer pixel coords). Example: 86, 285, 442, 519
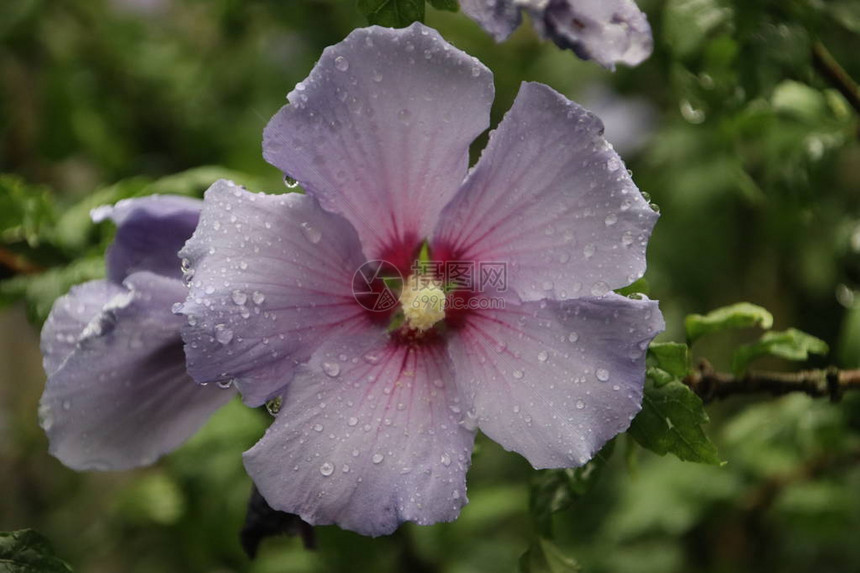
512, 369, 524, 379
590, 281, 610, 296
283, 174, 299, 188
537, 350, 548, 362
576, 400, 585, 410
214, 324, 234, 345
252, 291, 265, 305
568, 332, 580, 343
300, 221, 322, 244
440, 452, 451, 467
334, 55, 349, 71
320, 462, 334, 476
583, 243, 596, 258
322, 362, 340, 378
596, 368, 610, 382
604, 213, 618, 226
372, 453, 384, 464
347, 417, 358, 427
231, 290, 247, 306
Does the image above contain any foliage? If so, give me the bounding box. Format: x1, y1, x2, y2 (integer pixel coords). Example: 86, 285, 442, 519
0, 529, 73, 573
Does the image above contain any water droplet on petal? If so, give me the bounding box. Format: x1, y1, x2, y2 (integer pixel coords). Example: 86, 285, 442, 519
347, 417, 358, 427
214, 324, 234, 345
372, 453, 384, 464
231, 290, 247, 305
252, 291, 265, 305
320, 462, 334, 476
334, 55, 349, 71
576, 400, 585, 410
300, 221, 322, 244
322, 362, 340, 377
512, 369, 524, 379
591, 281, 610, 296
604, 213, 618, 226
537, 351, 549, 362
440, 452, 451, 467
568, 332, 580, 343
283, 174, 299, 188
596, 368, 610, 382
583, 244, 596, 259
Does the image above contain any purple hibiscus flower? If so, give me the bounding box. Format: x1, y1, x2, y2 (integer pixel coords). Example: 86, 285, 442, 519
460, 0, 653, 70
39, 195, 234, 471
179, 23, 663, 536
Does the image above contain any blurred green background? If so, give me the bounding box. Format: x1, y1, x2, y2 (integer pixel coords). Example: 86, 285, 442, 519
1, 0, 860, 571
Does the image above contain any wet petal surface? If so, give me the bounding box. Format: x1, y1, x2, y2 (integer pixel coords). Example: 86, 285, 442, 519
447, 293, 663, 469
434, 82, 657, 302
92, 194, 202, 283
179, 180, 372, 407
244, 333, 474, 536
263, 23, 494, 266
39, 272, 233, 471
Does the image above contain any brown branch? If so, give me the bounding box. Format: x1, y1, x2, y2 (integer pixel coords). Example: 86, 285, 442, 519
812, 41, 860, 117
0, 246, 43, 275
685, 360, 860, 403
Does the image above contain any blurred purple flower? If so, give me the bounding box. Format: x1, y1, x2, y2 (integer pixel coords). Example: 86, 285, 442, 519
39, 195, 234, 471
461, 0, 653, 69
580, 84, 656, 156
179, 23, 663, 536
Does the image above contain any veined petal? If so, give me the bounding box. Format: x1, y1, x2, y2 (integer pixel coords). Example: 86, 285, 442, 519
39, 272, 233, 471
178, 180, 371, 407
460, 0, 523, 41
434, 82, 657, 302
530, 0, 653, 70
40, 279, 127, 377
263, 23, 494, 267
244, 334, 474, 537
91, 194, 202, 283
447, 293, 663, 469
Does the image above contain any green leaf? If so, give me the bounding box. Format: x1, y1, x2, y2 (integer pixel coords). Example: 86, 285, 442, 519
529, 440, 615, 536
685, 302, 773, 343
826, 0, 860, 33
0, 257, 105, 325
0, 175, 57, 249
0, 529, 73, 572
647, 342, 690, 378
731, 328, 829, 375
628, 375, 722, 465
427, 0, 458, 11
663, 0, 733, 60
112, 473, 186, 525
519, 538, 581, 573
357, 0, 425, 26
771, 81, 828, 124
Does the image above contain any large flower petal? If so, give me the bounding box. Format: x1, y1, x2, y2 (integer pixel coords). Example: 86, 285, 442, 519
179, 180, 372, 407
39, 272, 233, 471
434, 82, 657, 302
91, 194, 202, 283
460, 0, 523, 41
244, 333, 474, 536
40, 279, 126, 377
530, 0, 653, 70
447, 293, 663, 469
263, 23, 494, 267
